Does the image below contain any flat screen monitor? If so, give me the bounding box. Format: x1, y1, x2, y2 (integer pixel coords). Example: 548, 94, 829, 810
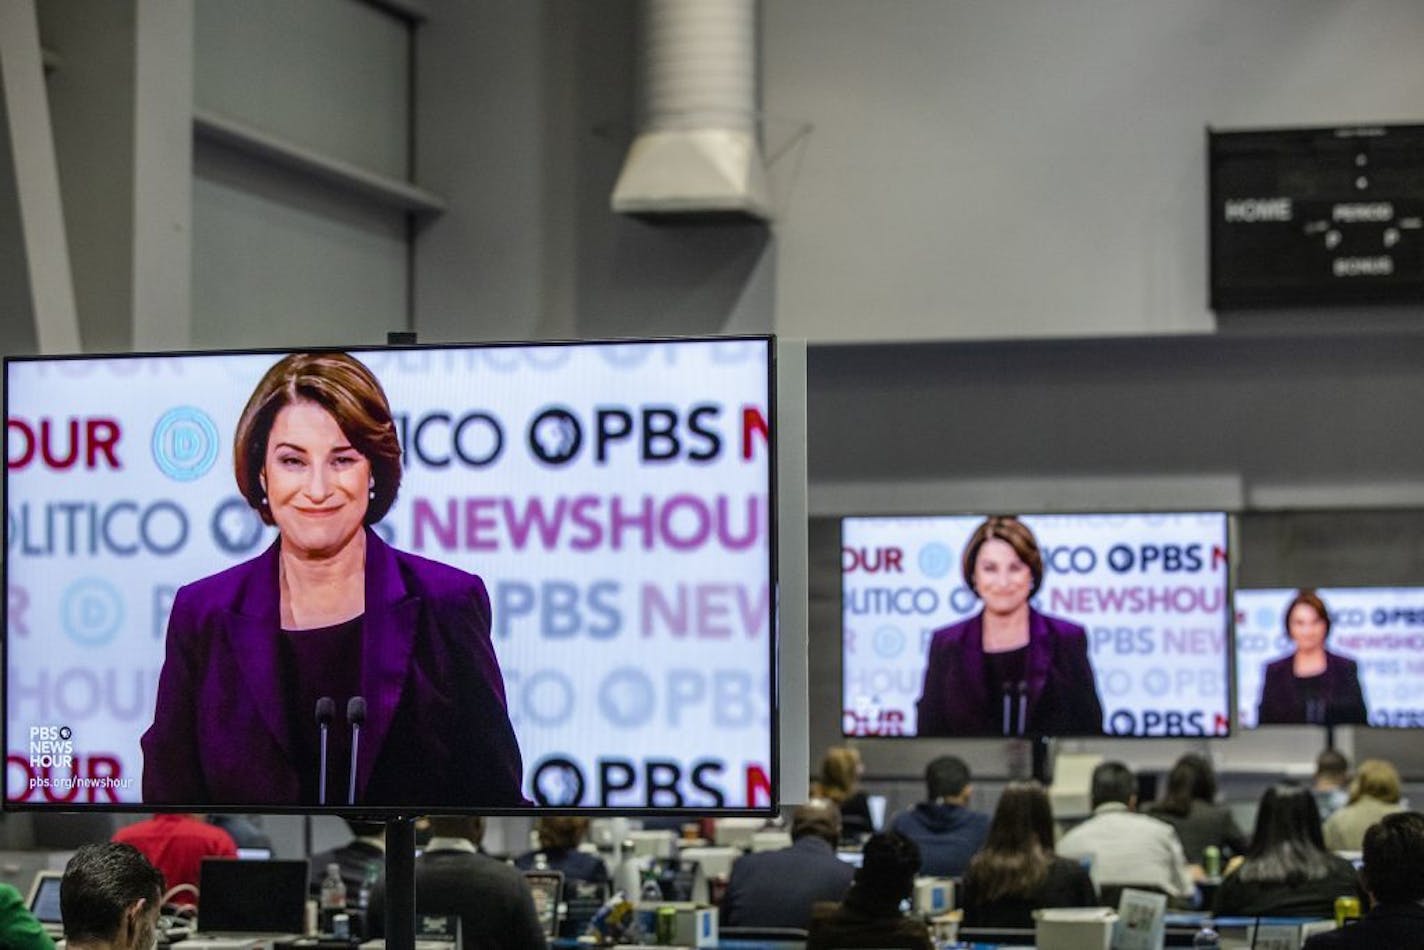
4, 337, 777, 813
1235, 586, 1424, 728
842, 512, 1231, 738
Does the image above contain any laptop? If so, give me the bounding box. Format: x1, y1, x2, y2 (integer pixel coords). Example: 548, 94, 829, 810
25, 870, 64, 940
181, 858, 308, 949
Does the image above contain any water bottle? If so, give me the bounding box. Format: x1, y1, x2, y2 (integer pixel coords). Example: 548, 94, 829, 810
320, 863, 347, 933
356, 862, 379, 910
639, 867, 663, 903
1192, 924, 1221, 948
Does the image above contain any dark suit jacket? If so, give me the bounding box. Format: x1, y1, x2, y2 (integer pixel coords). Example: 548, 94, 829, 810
1145, 800, 1249, 864
141, 529, 525, 806
1304, 903, 1424, 950
915, 609, 1104, 736
1257, 651, 1368, 725
720, 837, 856, 930
368, 847, 548, 950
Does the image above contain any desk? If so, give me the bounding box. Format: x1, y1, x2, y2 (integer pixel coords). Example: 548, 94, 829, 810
552, 941, 802, 950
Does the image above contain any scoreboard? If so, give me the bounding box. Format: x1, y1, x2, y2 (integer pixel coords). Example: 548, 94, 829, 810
1209, 124, 1424, 309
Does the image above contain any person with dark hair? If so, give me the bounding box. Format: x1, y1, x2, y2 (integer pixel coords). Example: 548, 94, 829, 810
1305, 811, 1424, 948
814, 746, 875, 840
513, 817, 611, 895
1056, 761, 1194, 901
1212, 784, 1361, 919
142, 351, 524, 807
806, 833, 933, 950
1323, 758, 1405, 852
111, 813, 236, 907
915, 516, 1104, 737
960, 781, 1097, 929
887, 755, 990, 876
1257, 590, 1368, 725
720, 799, 856, 930
60, 843, 165, 950
1146, 754, 1248, 867
368, 816, 547, 950
308, 818, 386, 903
1312, 750, 1351, 821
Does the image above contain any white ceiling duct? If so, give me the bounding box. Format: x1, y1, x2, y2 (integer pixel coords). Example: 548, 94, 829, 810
611, 0, 771, 220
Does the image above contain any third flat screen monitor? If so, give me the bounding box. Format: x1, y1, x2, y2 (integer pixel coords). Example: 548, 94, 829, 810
842, 512, 1231, 738
1235, 586, 1424, 729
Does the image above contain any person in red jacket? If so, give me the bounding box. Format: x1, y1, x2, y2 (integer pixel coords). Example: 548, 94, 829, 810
111, 814, 235, 906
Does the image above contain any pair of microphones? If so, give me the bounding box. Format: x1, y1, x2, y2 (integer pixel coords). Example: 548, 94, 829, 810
1000, 680, 1029, 737
314, 696, 366, 806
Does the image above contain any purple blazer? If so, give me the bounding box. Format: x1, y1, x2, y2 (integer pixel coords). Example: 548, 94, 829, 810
915, 609, 1104, 736
141, 529, 526, 807
1256, 650, 1368, 725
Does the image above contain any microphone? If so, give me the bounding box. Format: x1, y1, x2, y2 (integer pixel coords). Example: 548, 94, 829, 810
346, 696, 367, 806
1001, 683, 1013, 737
314, 697, 336, 805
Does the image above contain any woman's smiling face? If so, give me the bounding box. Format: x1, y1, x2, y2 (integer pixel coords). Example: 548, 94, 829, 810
262, 400, 371, 559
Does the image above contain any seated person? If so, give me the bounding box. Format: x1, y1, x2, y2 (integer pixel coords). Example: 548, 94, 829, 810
806, 833, 932, 950
1145, 753, 1248, 868
720, 799, 856, 930
887, 755, 990, 877
813, 746, 876, 841
513, 817, 611, 897
308, 818, 386, 907
207, 814, 272, 852
1323, 759, 1406, 852
1213, 784, 1361, 919
1056, 761, 1194, 903
960, 781, 1097, 929
1312, 750, 1351, 821
60, 842, 165, 950
111, 813, 236, 907
0, 882, 53, 950
368, 816, 546, 950
1305, 811, 1424, 949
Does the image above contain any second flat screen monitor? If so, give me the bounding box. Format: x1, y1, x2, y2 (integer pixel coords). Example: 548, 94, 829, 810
842, 512, 1231, 738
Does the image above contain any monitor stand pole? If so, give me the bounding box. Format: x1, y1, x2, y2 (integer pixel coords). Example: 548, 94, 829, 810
1032, 736, 1054, 785
385, 816, 416, 950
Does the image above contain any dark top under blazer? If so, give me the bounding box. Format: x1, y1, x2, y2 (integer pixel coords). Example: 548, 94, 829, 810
141, 529, 525, 806
1256, 650, 1368, 725
916, 609, 1104, 736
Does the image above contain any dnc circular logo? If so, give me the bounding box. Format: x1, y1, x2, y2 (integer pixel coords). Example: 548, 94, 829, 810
918, 542, 954, 579
61, 578, 124, 647
152, 407, 219, 481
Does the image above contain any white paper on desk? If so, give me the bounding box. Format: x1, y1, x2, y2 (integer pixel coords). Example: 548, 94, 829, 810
1111, 888, 1166, 950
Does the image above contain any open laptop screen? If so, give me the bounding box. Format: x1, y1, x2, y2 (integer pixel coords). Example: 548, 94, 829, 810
26, 871, 63, 926
198, 859, 307, 933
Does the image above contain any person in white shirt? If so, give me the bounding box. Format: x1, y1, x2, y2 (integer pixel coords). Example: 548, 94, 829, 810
1056, 761, 1195, 902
